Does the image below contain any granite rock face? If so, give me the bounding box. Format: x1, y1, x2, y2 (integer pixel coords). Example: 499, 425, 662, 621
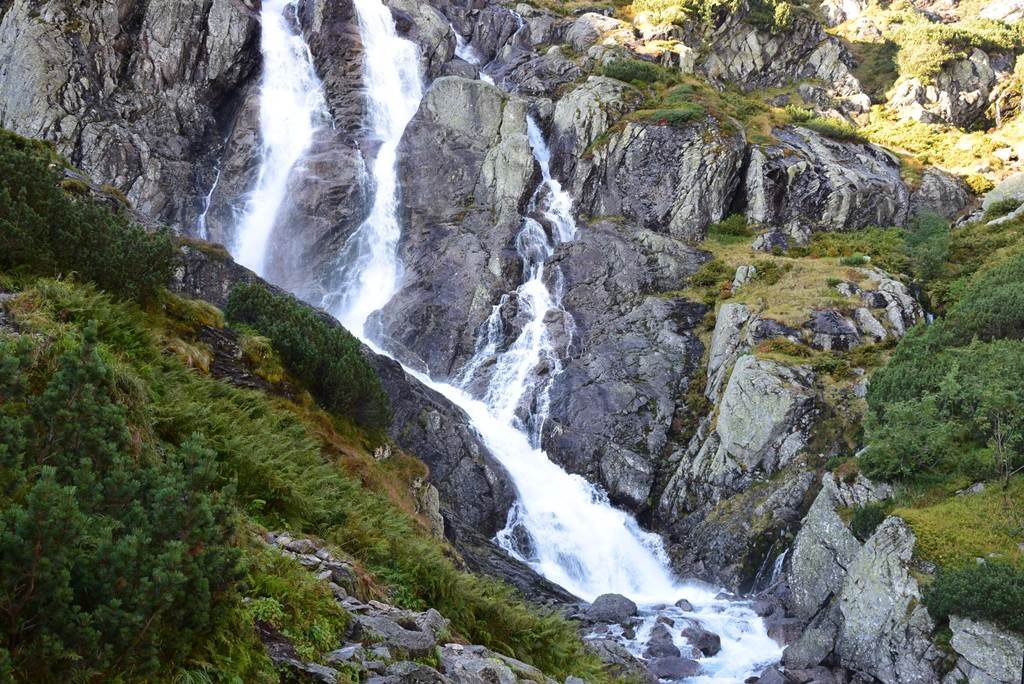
744, 126, 910, 236
0, 0, 260, 229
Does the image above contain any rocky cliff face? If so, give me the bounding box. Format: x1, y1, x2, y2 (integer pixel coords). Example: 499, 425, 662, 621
0, 0, 260, 229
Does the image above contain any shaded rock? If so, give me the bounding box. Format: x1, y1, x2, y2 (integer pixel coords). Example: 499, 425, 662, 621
765, 616, 804, 647
753, 229, 791, 253
744, 126, 909, 234
0, 0, 260, 230
805, 310, 861, 351
909, 168, 970, 220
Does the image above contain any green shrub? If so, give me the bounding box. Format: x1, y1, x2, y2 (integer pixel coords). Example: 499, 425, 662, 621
225, 283, 392, 432
602, 58, 665, 84
983, 198, 1023, 222
752, 259, 791, 285
840, 254, 871, 266
800, 116, 867, 144
710, 213, 753, 237
924, 562, 1024, 634
790, 228, 909, 275
784, 104, 814, 123
690, 259, 732, 287
0, 325, 240, 681
0, 129, 177, 300
966, 173, 995, 195
903, 212, 950, 282
893, 20, 1023, 83
644, 104, 705, 127
849, 503, 888, 541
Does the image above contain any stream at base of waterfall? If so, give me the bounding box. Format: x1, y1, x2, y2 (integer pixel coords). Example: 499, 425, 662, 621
228, 0, 783, 680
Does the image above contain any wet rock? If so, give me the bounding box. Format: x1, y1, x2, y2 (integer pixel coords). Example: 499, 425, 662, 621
492, 46, 583, 96
648, 656, 701, 679
569, 119, 746, 241
375, 76, 535, 377
755, 667, 787, 684
765, 616, 804, 647
542, 225, 708, 510
944, 615, 1024, 684
674, 598, 695, 611
644, 623, 681, 658
588, 593, 638, 625
744, 127, 909, 234
681, 622, 722, 656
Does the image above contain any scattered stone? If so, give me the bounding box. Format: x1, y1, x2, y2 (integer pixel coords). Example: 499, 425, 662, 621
674, 598, 695, 612
644, 623, 681, 659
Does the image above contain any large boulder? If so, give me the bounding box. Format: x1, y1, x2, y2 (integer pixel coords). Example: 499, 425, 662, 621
744, 126, 910, 235
569, 120, 745, 241
550, 76, 644, 181
836, 517, 943, 682
910, 168, 971, 220
787, 477, 861, 620
374, 76, 536, 377
0, 0, 260, 229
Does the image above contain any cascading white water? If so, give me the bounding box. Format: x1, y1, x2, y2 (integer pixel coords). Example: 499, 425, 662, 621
319, 0, 423, 338
231, 0, 329, 275
240, 3, 781, 680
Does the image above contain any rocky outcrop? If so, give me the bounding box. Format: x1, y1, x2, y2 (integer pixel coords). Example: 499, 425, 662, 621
744, 126, 910, 237
550, 76, 644, 181
375, 76, 536, 377
695, 11, 870, 115
541, 224, 708, 510
570, 119, 745, 241
837, 517, 943, 682
943, 615, 1024, 684
888, 49, 1014, 127
0, 0, 260, 230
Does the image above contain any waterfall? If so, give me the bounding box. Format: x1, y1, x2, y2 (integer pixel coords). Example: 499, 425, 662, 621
238, 1, 782, 680
319, 0, 423, 338
231, 0, 329, 276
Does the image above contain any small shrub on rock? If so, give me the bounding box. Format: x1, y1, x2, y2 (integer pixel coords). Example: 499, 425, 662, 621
850, 502, 888, 541
924, 562, 1024, 634
602, 58, 665, 84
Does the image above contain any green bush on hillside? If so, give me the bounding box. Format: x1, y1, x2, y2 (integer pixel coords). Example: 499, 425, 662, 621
223, 285, 390, 431
0, 325, 239, 680
893, 20, 1023, 83
799, 116, 867, 144
602, 58, 665, 84
225, 283, 392, 432
924, 562, 1024, 634
864, 254, 1024, 482
0, 129, 176, 300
